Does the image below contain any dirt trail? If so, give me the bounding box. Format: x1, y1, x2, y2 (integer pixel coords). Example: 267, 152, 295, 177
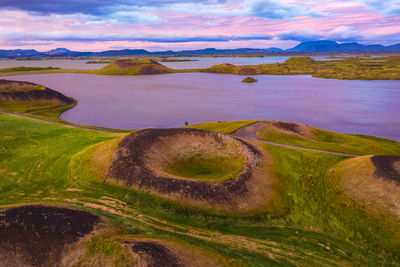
232, 122, 358, 157
0, 110, 360, 156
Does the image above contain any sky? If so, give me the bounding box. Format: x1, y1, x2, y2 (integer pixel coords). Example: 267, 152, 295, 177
0, 0, 400, 51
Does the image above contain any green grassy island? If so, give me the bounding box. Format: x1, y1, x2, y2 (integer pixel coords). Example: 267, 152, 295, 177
241, 77, 258, 83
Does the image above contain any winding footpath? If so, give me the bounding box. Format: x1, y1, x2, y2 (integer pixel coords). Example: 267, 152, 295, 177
1, 109, 358, 156
232, 122, 358, 157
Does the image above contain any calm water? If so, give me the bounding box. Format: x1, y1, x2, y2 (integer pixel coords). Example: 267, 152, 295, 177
0, 59, 108, 70
3, 73, 400, 141
162, 56, 333, 69
0, 56, 333, 70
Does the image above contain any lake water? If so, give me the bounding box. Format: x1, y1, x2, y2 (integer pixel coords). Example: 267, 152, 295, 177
0, 59, 108, 70
158, 56, 334, 69
3, 73, 400, 141
0, 56, 333, 71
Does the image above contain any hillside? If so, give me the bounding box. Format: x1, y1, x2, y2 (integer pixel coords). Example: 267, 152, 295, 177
2, 115, 400, 265
96, 58, 174, 75
0, 79, 76, 117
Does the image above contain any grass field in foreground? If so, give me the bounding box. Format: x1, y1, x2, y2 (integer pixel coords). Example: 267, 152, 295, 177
3, 113, 400, 265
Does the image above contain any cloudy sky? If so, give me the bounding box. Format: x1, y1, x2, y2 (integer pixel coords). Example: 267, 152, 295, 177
1, 0, 399, 51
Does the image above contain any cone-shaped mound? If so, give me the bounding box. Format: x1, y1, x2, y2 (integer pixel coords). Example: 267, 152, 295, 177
329, 155, 400, 221
0, 205, 100, 266
0, 79, 75, 106
254, 120, 400, 155
285, 56, 315, 64
97, 58, 173, 75
107, 128, 267, 208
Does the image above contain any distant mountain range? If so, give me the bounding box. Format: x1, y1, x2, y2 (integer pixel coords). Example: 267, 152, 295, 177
1, 40, 400, 58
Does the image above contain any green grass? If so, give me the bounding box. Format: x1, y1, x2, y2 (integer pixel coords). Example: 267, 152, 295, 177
0, 66, 60, 73
164, 155, 245, 182
188, 120, 258, 134
257, 124, 400, 155
204, 55, 400, 80
2, 114, 400, 265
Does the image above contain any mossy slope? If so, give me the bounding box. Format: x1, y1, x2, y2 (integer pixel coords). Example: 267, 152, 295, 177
96, 58, 174, 75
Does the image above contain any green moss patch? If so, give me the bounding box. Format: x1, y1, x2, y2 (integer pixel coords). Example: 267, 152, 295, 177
164, 154, 245, 182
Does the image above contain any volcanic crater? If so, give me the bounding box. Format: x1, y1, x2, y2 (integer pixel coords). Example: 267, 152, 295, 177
107, 128, 266, 208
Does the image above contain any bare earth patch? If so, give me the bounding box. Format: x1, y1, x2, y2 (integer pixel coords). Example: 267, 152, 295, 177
0, 205, 100, 266
124, 240, 184, 267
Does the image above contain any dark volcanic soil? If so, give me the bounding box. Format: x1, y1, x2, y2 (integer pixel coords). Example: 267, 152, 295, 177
270, 121, 303, 135
114, 59, 161, 68
0, 205, 100, 266
371, 156, 400, 183
124, 240, 184, 267
0, 79, 75, 105
107, 128, 262, 205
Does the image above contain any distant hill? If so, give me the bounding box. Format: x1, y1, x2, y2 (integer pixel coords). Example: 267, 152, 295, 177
1, 40, 400, 58
46, 48, 71, 55
0, 49, 39, 57
287, 40, 400, 53
153, 47, 283, 55
96, 58, 173, 75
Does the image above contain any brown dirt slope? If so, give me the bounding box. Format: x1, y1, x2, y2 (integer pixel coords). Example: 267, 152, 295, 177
0, 205, 100, 266
107, 128, 266, 210
0, 79, 75, 105
124, 240, 184, 267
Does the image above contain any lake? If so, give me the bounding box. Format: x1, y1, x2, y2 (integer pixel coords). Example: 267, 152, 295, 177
162, 56, 335, 69
0, 59, 108, 70
3, 73, 400, 141
0, 56, 333, 71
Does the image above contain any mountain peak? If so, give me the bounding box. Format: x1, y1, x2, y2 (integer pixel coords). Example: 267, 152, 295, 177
47, 48, 70, 53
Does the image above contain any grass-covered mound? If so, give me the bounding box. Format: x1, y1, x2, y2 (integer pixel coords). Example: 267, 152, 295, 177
96, 58, 174, 75
256, 120, 400, 155
206, 63, 259, 75
0, 79, 76, 116
241, 77, 258, 83
0, 205, 100, 266
285, 56, 316, 64
326, 155, 400, 258
102, 128, 276, 212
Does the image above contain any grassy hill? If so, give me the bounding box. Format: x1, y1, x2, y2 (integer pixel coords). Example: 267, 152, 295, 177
96, 58, 174, 75
2, 113, 400, 265
0, 79, 76, 120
